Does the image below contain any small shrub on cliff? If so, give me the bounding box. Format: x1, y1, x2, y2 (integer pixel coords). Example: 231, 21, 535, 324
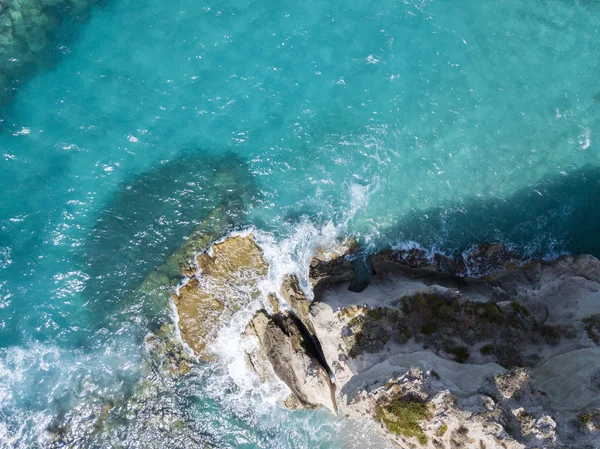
421, 322, 438, 335
479, 344, 494, 355
583, 314, 600, 344
482, 302, 505, 324
510, 301, 531, 317
538, 324, 561, 345
445, 345, 470, 363
367, 307, 386, 321
348, 319, 391, 357
394, 320, 413, 344
348, 290, 572, 368
341, 307, 362, 321
347, 315, 364, 328
376, 394, 430, 445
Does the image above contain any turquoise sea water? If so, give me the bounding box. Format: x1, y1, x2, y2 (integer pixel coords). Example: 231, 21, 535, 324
1, 0, 599, 447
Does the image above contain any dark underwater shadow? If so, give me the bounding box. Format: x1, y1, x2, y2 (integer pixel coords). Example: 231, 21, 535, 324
0, 0, 110, 120
80, 150, 259, 325
379, 165, 600, 259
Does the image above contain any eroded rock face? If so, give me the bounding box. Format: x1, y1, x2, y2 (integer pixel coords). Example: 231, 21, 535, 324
174, 235, 268, 359
309, 238, 358, 294
243, 310, 336, 413
370, 242, 517, 279
464, 243, 517, 275
280, 274, 315, 336
348, 368, 526, 449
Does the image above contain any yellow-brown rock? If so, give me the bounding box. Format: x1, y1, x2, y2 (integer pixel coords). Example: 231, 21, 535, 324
196, 235, 268, 279
174, 235, 268, 359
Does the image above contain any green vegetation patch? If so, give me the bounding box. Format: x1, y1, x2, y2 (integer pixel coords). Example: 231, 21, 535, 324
367, 307, 386, 321
376, 394, 430, 445
583, 314, 600, 344
343, 290, 571, 367
444, 345, 470, 363
510, 301, 531, 317
538, 324, 561, 345
479, 344, 494, 355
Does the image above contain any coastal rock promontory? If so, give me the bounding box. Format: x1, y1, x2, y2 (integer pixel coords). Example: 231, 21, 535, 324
172, 235, 600, 448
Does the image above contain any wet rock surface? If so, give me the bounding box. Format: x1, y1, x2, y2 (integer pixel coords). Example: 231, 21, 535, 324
174, 234, 268, 359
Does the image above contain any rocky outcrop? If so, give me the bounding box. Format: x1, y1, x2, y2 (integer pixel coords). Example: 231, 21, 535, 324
174, 234, 268, 359
302, 246, 600, 448
235, 241, 600, 448
243, 310, 337, 413
168, 233, 339, 412
309, 238, 358, 296
166, 235, 600, 448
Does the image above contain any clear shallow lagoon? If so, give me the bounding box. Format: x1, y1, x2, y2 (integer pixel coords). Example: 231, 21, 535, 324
0, 0, 599, 447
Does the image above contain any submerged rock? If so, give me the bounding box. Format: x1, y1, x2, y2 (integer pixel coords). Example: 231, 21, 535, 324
81, 152, 257, 323
0, 0, 97, 104
45, 156, 259, 446
47, 324, 197, 448
144, 323, 193, 377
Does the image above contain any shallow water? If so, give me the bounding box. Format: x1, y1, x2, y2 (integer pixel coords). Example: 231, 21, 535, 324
0, 0, 599, 447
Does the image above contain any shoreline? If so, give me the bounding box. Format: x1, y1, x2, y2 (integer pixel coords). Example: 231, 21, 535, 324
169, 230, 600, 449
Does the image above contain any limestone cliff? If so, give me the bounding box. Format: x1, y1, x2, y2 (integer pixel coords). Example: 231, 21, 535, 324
304, 247, 600, 448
